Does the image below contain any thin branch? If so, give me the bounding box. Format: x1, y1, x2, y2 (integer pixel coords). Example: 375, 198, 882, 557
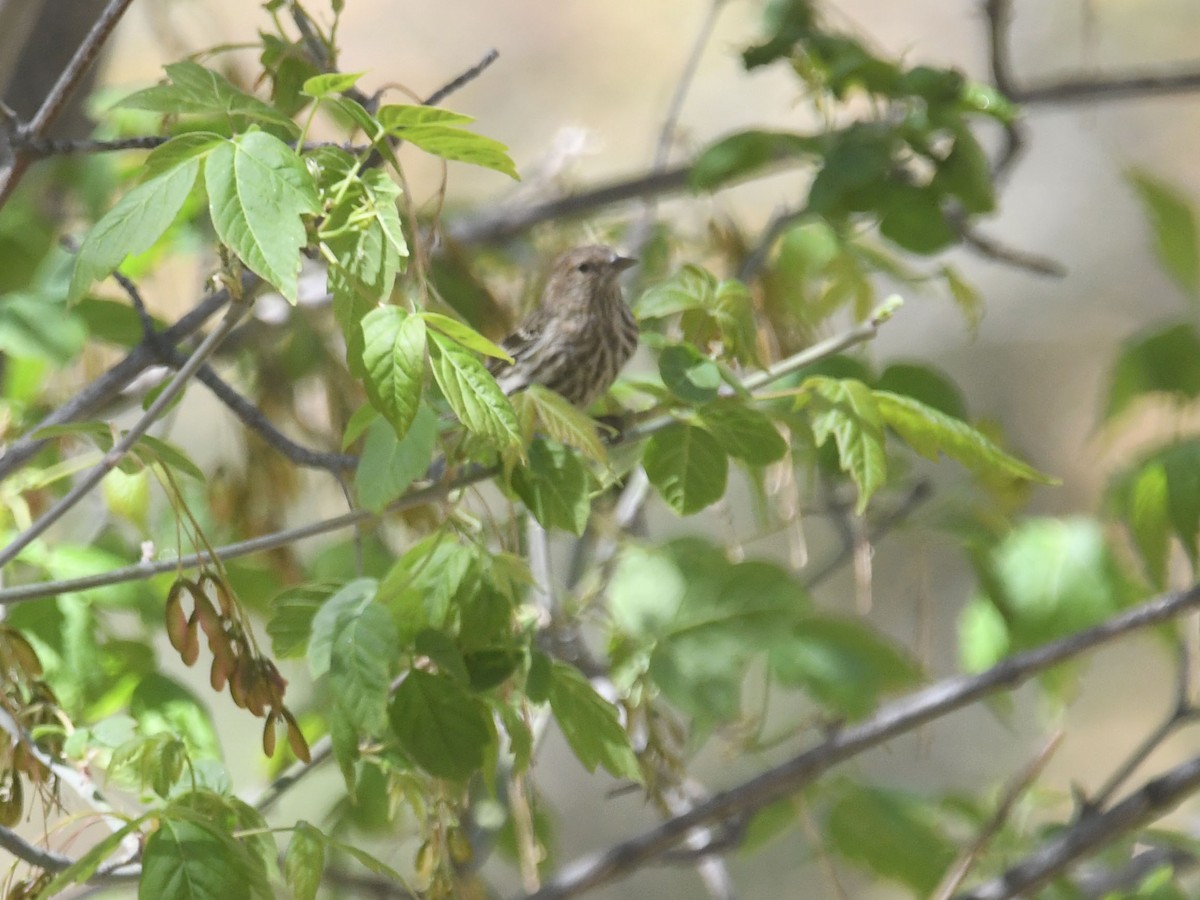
0, 286, 235, 482
0, 0, 137, 210
0, 301, 248, 568
112, 274, 356, 472
422, 49, 500, 108
1015, 68, 1200, 105
519, 583, 1200, 900
0, 825, 76, 872
254, 735, 334, 813
932, 730, 1065, 899
956, 222, 1066, 277
956, 749, 1200, 899
449, 166, 694, 246
0, 310, 896, 604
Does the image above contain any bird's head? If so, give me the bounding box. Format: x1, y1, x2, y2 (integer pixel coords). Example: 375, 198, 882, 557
542, 245, 636, 313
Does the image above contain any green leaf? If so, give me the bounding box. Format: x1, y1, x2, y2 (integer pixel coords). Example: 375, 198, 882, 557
1103, 323, 1200, 423
516, 385, 608, 463
873, 389, 1055, 484
130, 675, 219, 760
510, 439, 592, 535
643, 422, 728, 515
143, 132, 224, 179
267, 586, 331, 658
378, 104, 519, 179
388, 670, 492, 781
878, 183, 956, 254
39, 817, 148, 897
933, 126, 995, 214
284, 822, 326, 900
353, 407, 437, 513
0, 292, 88, 362
301, 71, 366, 99
359, 307, 426, 438
1125, 461, 1171, 587
69, 160, 200, 303
307, 579, 376, 678
957, 598, 1010, 673
330, 600, 397, 734
696, 400, 788, 464
546, 662, 640, 780
769, 616, 920, 718
139, 818, 251, 900
1129, 169, 1200, 297
1109, 439, 1200, 576
875, 362, 968, 420
985, 517, 1130, 643
420, 312, 512, 361
690, 130, 819, 191
428, 329, 521, 449
206, 131, 320, 303
804, 377, 888, 513
659, 343, 722, 403
824, 782, 955, 894
341, 404, 379, 449
377, 537, 476, 645
119, 61, 299, 135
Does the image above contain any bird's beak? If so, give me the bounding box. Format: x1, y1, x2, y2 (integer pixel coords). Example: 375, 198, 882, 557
611, 254, 637, 272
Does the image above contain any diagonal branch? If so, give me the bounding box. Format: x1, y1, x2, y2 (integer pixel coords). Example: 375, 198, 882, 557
0, 0, 136, 210
0, 300, 248, 568
520, 583, 1200, 900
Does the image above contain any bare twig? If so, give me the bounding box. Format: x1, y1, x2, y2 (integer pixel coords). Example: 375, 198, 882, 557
0, 825, 76, 872
957, 749, 1200, 899
0, 301, 248, 568
932, 731, 1065, 899
1015, 68, 1200, 105
0, 0, 137, 209
520, 583, 1200, 900
422, 49, 500, 108
112, 274, 356, 471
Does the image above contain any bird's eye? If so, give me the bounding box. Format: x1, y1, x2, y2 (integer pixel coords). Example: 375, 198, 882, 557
577, 262, 592, 274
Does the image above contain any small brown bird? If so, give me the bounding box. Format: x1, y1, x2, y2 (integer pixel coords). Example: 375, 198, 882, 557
489, 245, 638, 408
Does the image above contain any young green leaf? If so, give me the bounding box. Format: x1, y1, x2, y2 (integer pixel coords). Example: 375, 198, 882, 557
119, 60, 299, 135
514, 385, 608, 463
1103, 322, 1200, 423
659, 343, 722, 404
510, 439, 592, 535
421, 311, 512, 361
140, 818, 252, 900
378, 104, 519, 180
354, 408, 437, 513
284, 822, 326, 900
359, 307, 426, 439
388, 669, 493, 781
301, 71, 366, 99
69, 159, 201, 303
307, 579, 377, 678
873, 389, 1055, 484
643, 422, 728, 515
205, 131, 320, 303
1128, 169, 1200, 297
428, 329, 521, 449
690, 129, 819, 191
696, 399, 788, 464
330, 599, 397, 734
804, 377, 888, 512
546, 662, 640, 781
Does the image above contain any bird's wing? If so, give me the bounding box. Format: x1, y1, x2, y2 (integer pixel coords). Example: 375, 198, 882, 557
487, 306, 549, 375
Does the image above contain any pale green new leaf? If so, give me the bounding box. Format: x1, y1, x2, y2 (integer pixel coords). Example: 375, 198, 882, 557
510, 439, 592, 535
330, 600, 397, 734
206, 131, 320, 303
547, 661, 640, 781
284, 823, 326, 900
1128, 169, 1200, 298
119, 60, 298, 135
378, 104, 519, 179
643, 422, 728, 515
873, 390, 1055, 484
360, 307, 426, 438
69, 159, 201, 303
421, 312, 512, 361
804, 377, 888, 513
517, 385, 607, 463
354, 408, 437, 513
427, 330, 521, 449
696, 399, 788, 465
